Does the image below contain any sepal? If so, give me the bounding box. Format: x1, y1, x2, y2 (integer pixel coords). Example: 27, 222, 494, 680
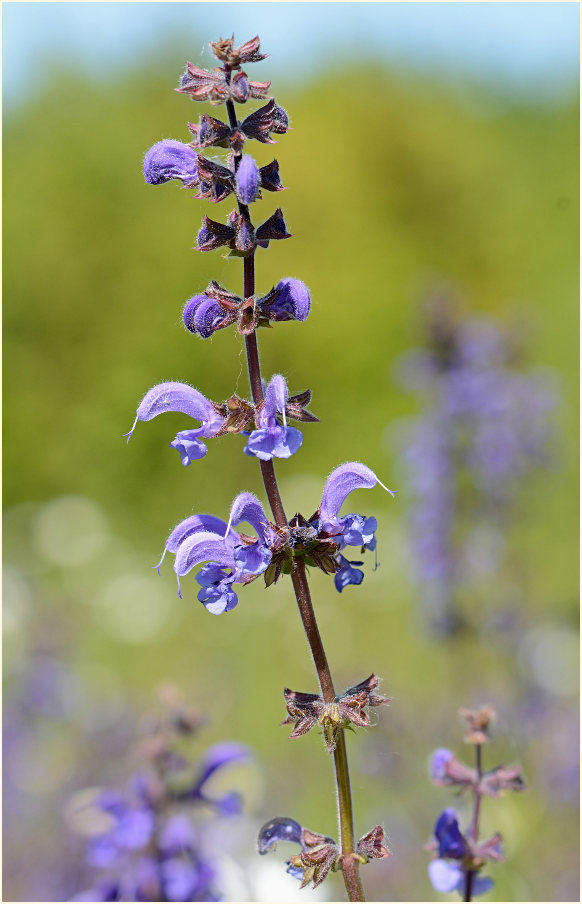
210, 34, 267, 66
356, 825, 391, 862
255, 208, 292, 247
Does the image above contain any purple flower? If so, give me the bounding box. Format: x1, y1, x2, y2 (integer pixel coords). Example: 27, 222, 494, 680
236, 155, 261, 204
431, 748, 455, 782
318, 463, 395, 543
158, 814, 197, 856
264, 278, 311, 322
434, 809, 466, 860
184, 741, 252, 813
87, 793, 156, 871
340, 514, 378, 550
428, 860, 494, 897
245, 375, 303, 461
125, 382, 225, 466
143, 140, 198, 186
428, 810, 496, 897
196, 563, 238, 615
161, 493, 274, 613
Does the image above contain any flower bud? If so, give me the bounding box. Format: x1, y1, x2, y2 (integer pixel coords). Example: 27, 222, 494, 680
236, 156, 261, 204
182, 295, 207, 333
193, 298, 223, 339
274, 278, 311, 321
143, 140, 198, 186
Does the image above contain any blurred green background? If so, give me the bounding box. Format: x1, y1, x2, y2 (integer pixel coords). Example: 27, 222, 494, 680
3, 4, 579, 902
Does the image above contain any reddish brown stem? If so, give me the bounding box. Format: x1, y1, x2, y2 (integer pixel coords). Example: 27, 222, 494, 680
464, 744, 483, 902
224, 85, 365, 902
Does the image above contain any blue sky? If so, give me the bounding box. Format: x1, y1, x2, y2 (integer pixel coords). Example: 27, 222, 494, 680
3, 2, 580, 107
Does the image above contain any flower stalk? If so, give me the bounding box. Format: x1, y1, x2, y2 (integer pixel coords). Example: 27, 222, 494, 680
135, 33, 395, 900
224, 73, 365, 898
464, 744, 483, 903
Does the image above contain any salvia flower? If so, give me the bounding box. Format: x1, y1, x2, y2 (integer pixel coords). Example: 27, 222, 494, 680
399, 302, 557, 634
158, 492, 276, 614
258, 818, 339, 889
143, 139, 199, 186
125, 382, 225, 466
73, 693, 251, 901
244, 374, 303, 461
313, 463, 396, 584
427, 809, 498, 898
258, 818, 390, 889
260, 463, 395, 591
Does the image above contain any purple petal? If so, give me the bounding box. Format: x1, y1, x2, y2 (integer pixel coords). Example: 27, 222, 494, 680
236, 155, 261, 204
125, 382, 223, 443
155, 514, 234, 573
286, 863, 305, 881
182, 294, 208, 333
197, 580, 238, 615
173, 531, 236, 577
472, 875, 495, 896
258, 817, 303, 854
340, 514, 378, 549
226, 492, 272, 544
170, 429, 208, 465
234, 542, 272, 578
320, 463, 392, 524
195, 742, 252, 791
334, 556, 365, 593
87, 835, 119, 869
158, 815, 197, 856
258, 374, 288, 427
428, 859, 463, 894
434, 808, 466, 859
161, 858, 204, 902
143, 140, 198, 186
431, 748, 455, 782
115, 808, 155, 850
244, 425, 303, 461
193, 298, 223, 338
